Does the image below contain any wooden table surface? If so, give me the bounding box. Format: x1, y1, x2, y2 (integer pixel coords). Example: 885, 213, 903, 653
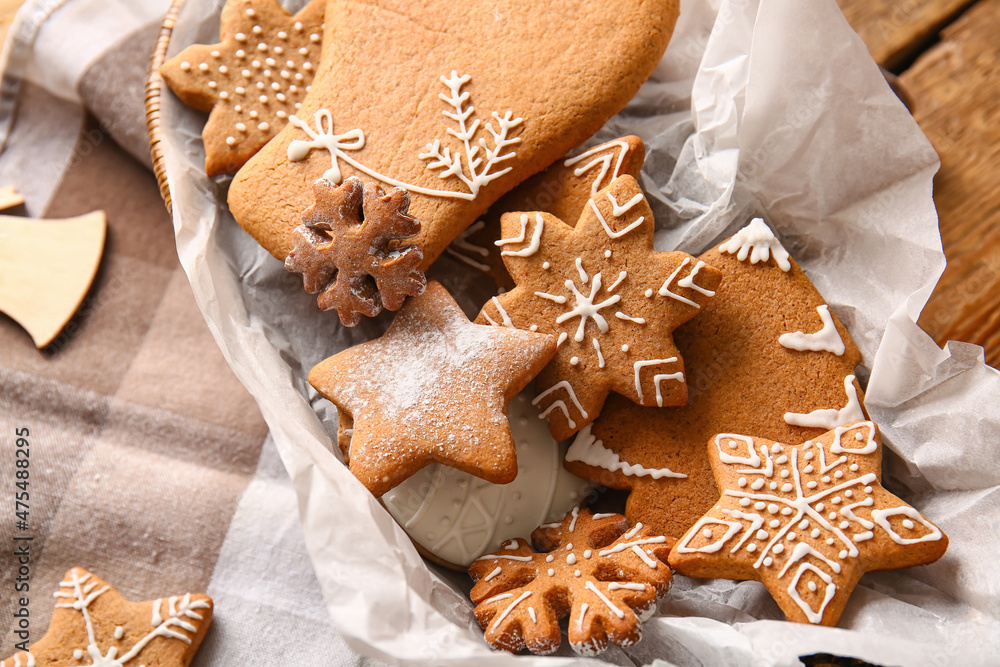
0, 0, 996, 367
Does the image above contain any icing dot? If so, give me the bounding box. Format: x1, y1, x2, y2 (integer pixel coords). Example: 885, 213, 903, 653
771, 444, 782, 453
903, 519, 915, 529
754, 502, 766, 510
570, 357, 579, 366
832, 496, 842, 504
756, 530, 768, 540
281, 69, 291, 79
827, 538, 835, 545
256, 81, 265, 89
804, 465, 814, 473
252, 59, 262, 68
737, 477, 747, 486
235, 86, 246, 94
856, 432, 864, 441
303, 62, 313, 71
286, 60, 295, 68
310, 33, 321, 42
584, 550, 592, 558
295, 72, 304, 81
211, 50, 221, 57
278, 31, 288, 39
834, 471, 844, 479
219, 91, 229, 99
763, 557, 773, 566
274, 46, 284, 55
219, 65, 228, 75
294, 21, 303, 30
208, 81, 217, 88
235, 104, 242, 112
604, 250, 612, 258
799, 520, 809, 530
114, 626, 123, 639
787, 532, 796, 541
806, 481, 818, 489
266, 57, 276, 66
198, 62, 209, 71
249, 110, 259, 118
751, 480, 765, 490
702, 528, 713, 538
566, 543, 573, 550
74, 650, 84, 659
295, 102, 302, 109
276, 110, 287, 119
746, 543, 756, 552
621, 344, 629, 352
574, 570, 582, 577
839, 521, 850, 529
850, 464, 859, 472
259, 95, 268, 103
242, 69, 251, 77
768, 481, 778, 490
548, 569, 555, 576
776, 455, 788, 464
767, 504, 779, 514
545, 554, 554, 562
253, 26, 263, 35
645, 288, 653, 297
236, 122, 247, 131
828, 512, 837, 520
768, 520, 780, 528
780, 470, 790, 478
245, 7, 254, 16
529, 325, 538, 331
838, 550, 848, 559
226, 136, 236, 145
804, 451, 814, 460
816, 503, 825, 512
808, 581, 817, 592
729, 441, 738, 450
567, 553, 577, 564
299, 47, 309, 55
864, 486, 873, 494
822, 476, 831, 483
781, 507, 793, 516
236, 49, 246, 57
235, 32, 246, 41
845, 490, 853, 498
811, 529, 821, 538
739, 498, 751, 507
541, 261, 551, 269
781, 483, 793, 492
271, 82, 281, 90
773, 544, 784, 554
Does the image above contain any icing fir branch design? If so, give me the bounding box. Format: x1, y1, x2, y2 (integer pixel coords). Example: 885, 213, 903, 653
420, 71, 524, 198
567, 425, 687, 479
670, 422, 947, 626
287, 71, 522, 200
51, 568, 210, 666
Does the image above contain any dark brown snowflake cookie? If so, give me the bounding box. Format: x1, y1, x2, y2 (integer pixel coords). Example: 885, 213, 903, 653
285, 176, 426, 326
469, 507, 674, 656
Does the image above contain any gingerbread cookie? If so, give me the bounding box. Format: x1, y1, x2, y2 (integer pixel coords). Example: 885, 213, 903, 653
380, 388, 593, 569
285, 176, 425, 325
160, 0, 324, 175
477, 176, 722, 440
308, 280, 556, 497
444, 137, 646, 290
2, 567, 211, 667
469, 507, 674, 656
669, 422, 948, 626
564, 218, 865, 538
228, 0, 680, 271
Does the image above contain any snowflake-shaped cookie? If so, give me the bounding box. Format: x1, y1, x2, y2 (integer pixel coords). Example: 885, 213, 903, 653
2, 567, 211, 667
469, 507, 674, 656
669, 421, 948, 626
477, 175, 722, 440
160, 0, 324, 175
285, 176, 426, 326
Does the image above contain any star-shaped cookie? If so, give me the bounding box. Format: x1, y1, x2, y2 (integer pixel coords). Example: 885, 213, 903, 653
160, 0, 324, 175
308, 280, 556, 497
669, 422, 948, 626
3, 567, 212, 667
477, 175, 722, 440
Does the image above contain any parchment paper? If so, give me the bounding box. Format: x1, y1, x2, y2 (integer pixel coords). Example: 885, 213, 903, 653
158, 0, 1000, 664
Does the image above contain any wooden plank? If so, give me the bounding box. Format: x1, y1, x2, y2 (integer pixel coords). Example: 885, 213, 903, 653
900, 0, 1000, 367
837, 0, 973, 69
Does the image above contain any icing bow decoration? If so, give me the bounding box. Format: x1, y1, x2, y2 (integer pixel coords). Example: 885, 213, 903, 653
287, 109, 366, 183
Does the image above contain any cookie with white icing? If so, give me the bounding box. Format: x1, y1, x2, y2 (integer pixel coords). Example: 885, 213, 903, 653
444, 136, 646, 290
160, 0, 325, 176
378, 389, 593, 569
228, 0, 680, 272
2, 567, 212, 667
669, 421, 948, 626
477, 176, 723, 441
564, 218, 865, 538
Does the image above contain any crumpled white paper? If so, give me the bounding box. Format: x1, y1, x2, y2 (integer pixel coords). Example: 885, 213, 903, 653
159, 0, 1000, 664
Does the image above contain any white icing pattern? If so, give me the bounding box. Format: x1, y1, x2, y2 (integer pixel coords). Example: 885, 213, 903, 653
675, 423, 943, 624
566, 425, 687, 479
784, 374, 864, 429
718, 218, 791, 271
288, 71, 522, 200
633, 358, 684, 407
49, 568, 209, 665
658, 257, 716, 308
445, 220, 491, 272
496, 213, 543, 257
779, 305, 846, 355
563, 140, 631, 195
